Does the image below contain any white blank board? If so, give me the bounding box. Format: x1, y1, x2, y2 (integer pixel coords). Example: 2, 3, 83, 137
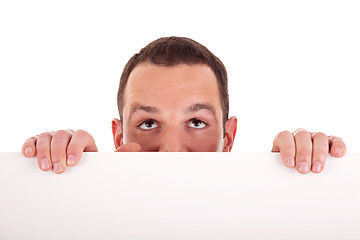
0, 152, 359, 240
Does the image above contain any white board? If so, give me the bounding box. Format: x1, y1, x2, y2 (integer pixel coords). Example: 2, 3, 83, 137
0, 152, 359, 240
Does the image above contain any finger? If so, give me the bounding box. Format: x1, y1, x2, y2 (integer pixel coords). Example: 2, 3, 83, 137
329, 136, 347, 158
35, 132, 54, 172
66, 130, 98, 167
116, 142, 142, 152
294, 129, 312, 174
22, 136, 38, 158
272, 131, 296, 167
311, 132, 329, 173
50, 130, 73, 174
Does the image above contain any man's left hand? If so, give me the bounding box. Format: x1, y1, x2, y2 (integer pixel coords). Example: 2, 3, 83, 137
272, 128, 346, 174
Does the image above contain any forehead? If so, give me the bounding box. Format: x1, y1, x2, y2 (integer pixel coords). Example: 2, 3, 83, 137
123, 62, 222, 113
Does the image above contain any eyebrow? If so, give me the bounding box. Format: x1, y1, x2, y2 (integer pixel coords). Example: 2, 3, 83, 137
129, 103, 160, 120
185, 103, 218, 124
184, 103, 216, 116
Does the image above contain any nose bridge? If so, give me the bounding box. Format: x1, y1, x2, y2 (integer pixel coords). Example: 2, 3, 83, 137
159, 125, 185, 152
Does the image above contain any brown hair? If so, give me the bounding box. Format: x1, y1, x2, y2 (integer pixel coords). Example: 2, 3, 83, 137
117, 36, 229, 135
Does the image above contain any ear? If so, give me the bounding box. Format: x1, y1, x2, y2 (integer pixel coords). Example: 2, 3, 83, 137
223, 116, 237, 152
112, 118, 124, 150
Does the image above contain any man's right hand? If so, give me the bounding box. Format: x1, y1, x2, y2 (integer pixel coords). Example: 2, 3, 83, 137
21, 129, 98, 174
22, 129, 142, 174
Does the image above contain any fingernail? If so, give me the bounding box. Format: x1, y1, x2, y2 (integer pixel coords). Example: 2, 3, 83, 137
25, 147, 32, 156
40, 159, 50, 170
286, 157, 295, 167
53, 163, 63, 173
335, 147, 342, 156
67, 155, 76, 166
312, 162, 322, 173
298, 162, 309, 173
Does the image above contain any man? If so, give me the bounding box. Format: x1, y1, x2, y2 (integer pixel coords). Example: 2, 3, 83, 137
21, 36, 346, 174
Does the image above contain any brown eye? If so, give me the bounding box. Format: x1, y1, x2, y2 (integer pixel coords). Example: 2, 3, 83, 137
139, 120, 158, 130
188, 119, 207, 129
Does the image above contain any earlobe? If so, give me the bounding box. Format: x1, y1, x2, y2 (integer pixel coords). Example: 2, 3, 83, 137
111, 118, 123, 150
223, 116, 237, 152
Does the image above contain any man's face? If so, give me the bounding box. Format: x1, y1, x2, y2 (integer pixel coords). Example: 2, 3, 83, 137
113, 62, 236, 152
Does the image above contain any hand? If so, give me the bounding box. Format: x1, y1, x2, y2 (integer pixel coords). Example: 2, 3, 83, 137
115, 142, 142, 152
22, 129, 98, 174
272, 128, 346, 174
22, 130, 142, 174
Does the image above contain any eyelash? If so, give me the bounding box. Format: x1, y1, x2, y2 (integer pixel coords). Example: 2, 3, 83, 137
188, 118, 208, 129
137, 119, 158, 131
136, 118, 208, 131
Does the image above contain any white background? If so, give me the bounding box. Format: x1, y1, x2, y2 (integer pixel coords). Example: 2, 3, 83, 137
0, 0, 359, 152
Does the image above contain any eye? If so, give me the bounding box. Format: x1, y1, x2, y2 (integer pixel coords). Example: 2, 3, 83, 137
138, 119, 158, 130
188, 118, 207, 129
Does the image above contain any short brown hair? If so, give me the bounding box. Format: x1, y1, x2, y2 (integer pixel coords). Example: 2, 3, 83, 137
117, 36, 229, 135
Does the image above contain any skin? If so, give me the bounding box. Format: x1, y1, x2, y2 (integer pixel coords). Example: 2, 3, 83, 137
21, 63, 347, 174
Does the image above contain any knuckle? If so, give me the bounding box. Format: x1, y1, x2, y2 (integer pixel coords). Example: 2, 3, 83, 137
54, 130, 71, 138
67, 147, 82, 157
66, 129, 75, 134
50, 154, 64, 163
294, 128, 307, 134
278, 131, 292, 138
39, 132, 53, 139
329, 135, 343, 142
50, 144, 67, 156
336, 138, 345, 145
36, 152, 49, 161
297, 151, 312, 160
75, 129, 89, 136
75, 129, 93, 142
294, 130, 311, 138
312, 158, 325, 164
26, 136, 38, 142
312, 152, 327, 162
313, 132, 327, 139
66, 142, 80, 151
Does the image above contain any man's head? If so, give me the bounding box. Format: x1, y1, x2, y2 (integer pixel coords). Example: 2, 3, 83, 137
112, 36, 237, 152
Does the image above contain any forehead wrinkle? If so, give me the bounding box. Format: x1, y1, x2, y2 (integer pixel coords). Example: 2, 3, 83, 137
128, 103, 159, 121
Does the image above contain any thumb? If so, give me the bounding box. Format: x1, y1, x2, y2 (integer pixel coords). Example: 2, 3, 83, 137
115, 142, 142, 152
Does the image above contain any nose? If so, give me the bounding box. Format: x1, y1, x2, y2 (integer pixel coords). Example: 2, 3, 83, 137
158, 127, 187, 152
